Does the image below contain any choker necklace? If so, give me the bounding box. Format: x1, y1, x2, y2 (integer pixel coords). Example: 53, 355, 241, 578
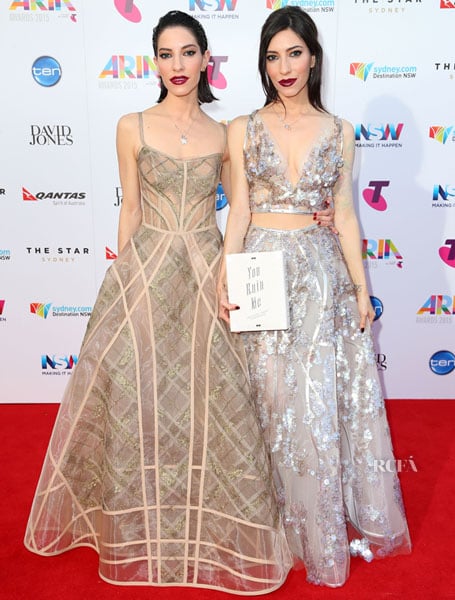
172, 117, 195, 145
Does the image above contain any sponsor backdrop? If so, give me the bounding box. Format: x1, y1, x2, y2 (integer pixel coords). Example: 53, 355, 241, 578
1, 0, 454, 402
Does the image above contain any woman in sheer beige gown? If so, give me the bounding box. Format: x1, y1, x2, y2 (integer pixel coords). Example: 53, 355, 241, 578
24, 11, 298, 593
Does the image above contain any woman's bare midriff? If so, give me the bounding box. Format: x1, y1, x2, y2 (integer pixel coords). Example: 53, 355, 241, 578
251, 212, 315, 230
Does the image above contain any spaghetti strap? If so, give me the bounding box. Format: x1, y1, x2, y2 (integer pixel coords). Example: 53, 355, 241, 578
243, 110, 258, 151
138, 112, 145, 146
335, 115, 344, 157
221, 122, 228, 154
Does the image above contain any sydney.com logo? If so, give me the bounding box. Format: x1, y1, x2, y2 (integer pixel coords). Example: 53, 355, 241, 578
350, 62, 417, 81
429, 126, 455, 144
267, 0, 335, 9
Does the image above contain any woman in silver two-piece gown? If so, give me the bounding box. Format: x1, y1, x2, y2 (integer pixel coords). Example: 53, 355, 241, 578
218, 6, 411, 588
24, 11, 295, 594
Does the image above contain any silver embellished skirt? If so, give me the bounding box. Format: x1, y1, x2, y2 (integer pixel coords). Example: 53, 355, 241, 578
241, 224, 411, 587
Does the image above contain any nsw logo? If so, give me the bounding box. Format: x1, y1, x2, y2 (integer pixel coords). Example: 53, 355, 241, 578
440, 1, 455, 8
189, 0, 237, 10
429, 350, 455, 375
355, 123, 403, 147
32, 56, 62, 87
433, 184, 455, 208
41, 354, 78, 372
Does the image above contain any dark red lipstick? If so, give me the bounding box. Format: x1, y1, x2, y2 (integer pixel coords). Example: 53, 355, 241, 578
170, 76, 189, 85
279, 78, 297, 87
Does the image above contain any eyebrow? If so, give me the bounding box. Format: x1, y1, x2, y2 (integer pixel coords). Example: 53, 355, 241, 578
158, 43, 198, 52
266, 45, 304, 53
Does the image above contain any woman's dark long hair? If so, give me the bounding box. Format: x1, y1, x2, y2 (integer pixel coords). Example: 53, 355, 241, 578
258, 6, 325, 112
152, 10, 216, 104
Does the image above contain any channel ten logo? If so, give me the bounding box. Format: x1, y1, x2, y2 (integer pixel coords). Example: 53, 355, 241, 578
216, 182, 228, 211
32, 56, 62, 87
370, 296, 383, 321
429, 350, 455, 375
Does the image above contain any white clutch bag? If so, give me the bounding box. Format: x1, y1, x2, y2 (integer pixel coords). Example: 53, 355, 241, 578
225, 250, 289, 332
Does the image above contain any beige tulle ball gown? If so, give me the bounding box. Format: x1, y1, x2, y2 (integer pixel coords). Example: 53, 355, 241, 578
24, 113, 291, 594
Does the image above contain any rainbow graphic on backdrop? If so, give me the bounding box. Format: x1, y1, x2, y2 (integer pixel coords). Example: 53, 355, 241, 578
429, 126, 454, 144
30, 303, 52, 319
350, 62, 374, 81
266, 0, 284, 8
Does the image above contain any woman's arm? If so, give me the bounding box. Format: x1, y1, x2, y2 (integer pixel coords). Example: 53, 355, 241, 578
217, 116, 252, 324
333, 119, 375, 331
116, 114, 143, 253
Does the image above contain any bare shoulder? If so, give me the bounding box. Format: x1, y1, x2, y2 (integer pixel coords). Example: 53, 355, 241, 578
205, 114, 227, 137
116, 111, 140, 136
339, 117, 354, 141
227, 114, 249, 139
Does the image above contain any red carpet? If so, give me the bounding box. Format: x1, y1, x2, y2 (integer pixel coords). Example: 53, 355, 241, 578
1, 401, 454, 600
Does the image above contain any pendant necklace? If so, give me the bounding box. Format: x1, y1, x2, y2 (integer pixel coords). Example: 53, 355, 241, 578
272, 104, 306, 131
172, 117, 195, 145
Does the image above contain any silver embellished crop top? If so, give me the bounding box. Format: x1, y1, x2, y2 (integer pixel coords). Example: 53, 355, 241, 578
244, 110, 344, 214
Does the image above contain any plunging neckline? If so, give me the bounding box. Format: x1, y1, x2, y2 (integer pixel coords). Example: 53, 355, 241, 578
255, 111, 335, 191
